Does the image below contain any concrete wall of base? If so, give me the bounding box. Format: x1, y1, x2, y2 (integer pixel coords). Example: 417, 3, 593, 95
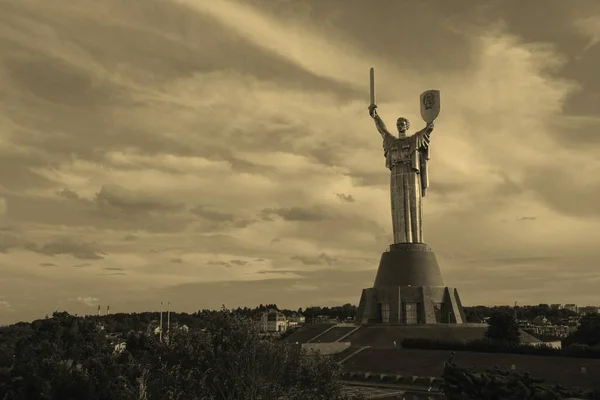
356, 286, 466, 324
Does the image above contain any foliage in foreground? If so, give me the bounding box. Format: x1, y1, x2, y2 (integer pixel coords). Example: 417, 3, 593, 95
442, 354, 600, 400
0, 311, 362, 400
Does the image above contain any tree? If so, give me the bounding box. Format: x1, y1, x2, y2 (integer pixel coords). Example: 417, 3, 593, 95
2, 312, 140, 400
484, 312, 520, 346
144, 310, 356, 399
0, 310, 362, 400
563, 313, 600, 347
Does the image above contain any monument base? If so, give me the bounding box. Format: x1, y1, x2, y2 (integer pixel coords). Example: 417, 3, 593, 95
356, 285, 466, 324
355, 243, 467, 324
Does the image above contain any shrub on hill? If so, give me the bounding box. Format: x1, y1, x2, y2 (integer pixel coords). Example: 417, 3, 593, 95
0, 311, 363, 400
563, 314, 600, 348
442, 353, 600, 399
401, 337, 600, 359
484, 312, 520, 346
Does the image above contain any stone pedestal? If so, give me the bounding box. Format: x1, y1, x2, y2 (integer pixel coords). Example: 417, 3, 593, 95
356, 243, 466, 324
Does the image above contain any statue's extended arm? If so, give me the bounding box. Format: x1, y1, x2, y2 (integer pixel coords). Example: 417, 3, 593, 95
368, 105, 392, 139
374, 114, 391, 139
415, 122, 434, 149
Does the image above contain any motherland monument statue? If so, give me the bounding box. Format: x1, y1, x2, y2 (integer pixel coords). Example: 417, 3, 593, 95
355, 68, 467, 324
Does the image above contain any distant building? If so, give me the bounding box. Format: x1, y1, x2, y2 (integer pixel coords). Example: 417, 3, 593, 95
527, 324, 574, 339
579, 306, 599, 315
550, 304, 562, 310
261, 309, 288, 332
287, 312, 306, 327
563, 304, 578, 313
531, 316, 549, 326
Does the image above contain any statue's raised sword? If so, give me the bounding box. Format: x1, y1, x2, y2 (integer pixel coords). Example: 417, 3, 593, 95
369, 67, 376, 108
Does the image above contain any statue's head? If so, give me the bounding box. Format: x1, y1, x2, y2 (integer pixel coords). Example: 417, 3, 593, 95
396, 118, 410, 136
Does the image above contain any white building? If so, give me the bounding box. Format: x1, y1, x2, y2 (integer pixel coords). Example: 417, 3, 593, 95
261, 309, 288, 332
287, 312, 306, 327
564, 304, 578, 313
579, 306, 599, 315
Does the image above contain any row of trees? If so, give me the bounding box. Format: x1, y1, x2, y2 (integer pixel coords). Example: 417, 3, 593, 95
403, 312, 600, 359
9, 303, 581, 336
0, 310, 365, 400
464, 304, 579, 325
33, 304, 358, 336
483, 311, 600, 348
264, 303, 579, 325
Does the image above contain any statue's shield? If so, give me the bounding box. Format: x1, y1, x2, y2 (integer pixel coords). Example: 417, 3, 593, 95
420, 90, 440, 123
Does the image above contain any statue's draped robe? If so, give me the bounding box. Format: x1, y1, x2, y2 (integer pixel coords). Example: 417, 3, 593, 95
380, 124, 432, 244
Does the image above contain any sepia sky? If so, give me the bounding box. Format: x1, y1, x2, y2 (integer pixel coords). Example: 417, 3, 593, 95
1, 0, 599, 324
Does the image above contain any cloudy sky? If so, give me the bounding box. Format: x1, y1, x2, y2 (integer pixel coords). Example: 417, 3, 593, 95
0, 0, 599, 324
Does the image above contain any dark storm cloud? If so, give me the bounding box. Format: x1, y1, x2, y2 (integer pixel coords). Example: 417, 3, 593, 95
517, 216, 537, 221
0, 0, 362, 177
523, 166, 600, 217
2, 53, 123, 109
334, 193, 355, 203
39, 263, 57, 267
475, 0, 600, 117
3, 193, 192, 234
291, 253, 337, 266
255, 270, 299, 275
245, 0, 600, 134
170, 258, 184, 264
95, 184, 185, 214
466, 256, 560, 267
57, 188, 80, 200
190, 205, 237, 222
190, 205, 257, 230
38, 238, 107, 260
207, 260, 231, 268
0, 233, 37, 253
260, 206, 331, 222
552, 117, 600, 147
239, 0, 478, 77
0, 232, 106, 260
230, 260, 248, 266
346, 171, 388, 188
72, 263, 91, 268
